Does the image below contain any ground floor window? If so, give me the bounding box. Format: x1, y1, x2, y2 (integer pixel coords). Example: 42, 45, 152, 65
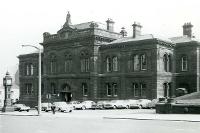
133, 82, 147, 98
113, 83, 118, 96
25, 83, 33, 95
82, 83, 88, 96
106, 83, 112, 96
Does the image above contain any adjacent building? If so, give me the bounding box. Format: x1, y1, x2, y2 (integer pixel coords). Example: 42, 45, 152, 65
18, 12, 200, 107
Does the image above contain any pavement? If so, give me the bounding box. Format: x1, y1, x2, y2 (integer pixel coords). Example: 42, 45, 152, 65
1, 109, 200, 122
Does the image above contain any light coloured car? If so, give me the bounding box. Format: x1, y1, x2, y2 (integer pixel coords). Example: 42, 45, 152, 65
41, 103, 52, 112
69, 101, 82, 110
53, 102, 73, 112
124, 99, 140, 109
104, 100, 127, 109
80, 100, 96, 110
147, 99, 159, 109
137, 99, 151, 108
13, 104, 30, 112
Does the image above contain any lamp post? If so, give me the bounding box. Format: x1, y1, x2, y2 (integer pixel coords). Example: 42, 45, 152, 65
22, 45, 41, 116
2, 71, 14, 112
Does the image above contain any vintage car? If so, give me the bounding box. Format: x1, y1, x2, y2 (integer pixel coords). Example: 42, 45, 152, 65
13, 104, 30, 112
53, 102, 73, 112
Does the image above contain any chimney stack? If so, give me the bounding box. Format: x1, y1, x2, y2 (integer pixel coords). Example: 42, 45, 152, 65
120, 27, 127, 37
183, 22, 193, 38
106, 18, 115, 32
132, 22, 142, 38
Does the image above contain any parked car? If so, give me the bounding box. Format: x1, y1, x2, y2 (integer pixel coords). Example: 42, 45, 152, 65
104, 100, 127, 109
95, 101, 108, 109
41, 103, 52, 112
137, 99, 151, 108
124, 99, 140, 109
80, 100, 97, 110
53, 102, 73, 112
69, 101, 82, 110
13, 104, 30, 112
147, 99, 159, 109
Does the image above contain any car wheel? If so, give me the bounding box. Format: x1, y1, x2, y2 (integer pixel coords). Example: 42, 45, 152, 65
139, 105, 142, 109
27, 110, 29, 112
82, 106, 86, 110
69, 110, 72, 113
126, 105, 129, 109
113, 105, 117, 109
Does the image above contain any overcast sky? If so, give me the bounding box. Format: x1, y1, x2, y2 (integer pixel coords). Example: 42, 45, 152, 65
0, 0, 200, 83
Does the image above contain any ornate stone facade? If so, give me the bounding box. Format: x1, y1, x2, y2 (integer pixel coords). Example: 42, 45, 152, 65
18, 13, 200, 107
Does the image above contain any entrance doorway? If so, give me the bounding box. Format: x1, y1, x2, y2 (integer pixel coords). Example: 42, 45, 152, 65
60, 83, 72, 102
60, 92, 72, 102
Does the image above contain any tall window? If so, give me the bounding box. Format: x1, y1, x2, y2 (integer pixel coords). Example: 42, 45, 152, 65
25, 83, 33, 95
50, 54, 57, 74
140, 83, 146, 97
65, 60, 72, 72
30, 64, 34, 75
26, 64, 29, 75
64, 53, 72, 73
112, 56, 118, 71
140, 54, 147, 70
106, 57, 112, 72
82, 83, 88, 96
133, 83, 139, 97
163, 83, 168, 98
163, 54, 171, 72
113, 83, 118, 96
51, 83, 56, 94
133, 55, 140, 71
106, 83, 112, 96
80, 51, 90, 72
181, 55, 188, 71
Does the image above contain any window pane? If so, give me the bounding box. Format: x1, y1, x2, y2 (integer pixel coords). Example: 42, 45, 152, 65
134, 55, 140, 71
113, 83, 117, 96
141, 54, 147, 70
112, 57, 118, 71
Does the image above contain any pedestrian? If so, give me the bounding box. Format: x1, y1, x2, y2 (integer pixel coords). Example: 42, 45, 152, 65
51, 104, 56, 114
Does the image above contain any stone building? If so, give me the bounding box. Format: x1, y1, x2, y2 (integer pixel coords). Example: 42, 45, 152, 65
18, 13, 200, 107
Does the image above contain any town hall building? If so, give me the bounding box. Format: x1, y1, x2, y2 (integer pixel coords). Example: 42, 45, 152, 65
18, 12, 200, 107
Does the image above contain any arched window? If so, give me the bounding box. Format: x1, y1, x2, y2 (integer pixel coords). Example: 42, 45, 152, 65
112, 56, 118, 71
133, 55, 140, 71
26, 64, 29, 75
140, 54, 147, 70
181, 55, 188, 71
30, 64, 34, 75
80, 51, 90, 72
106, 57, 112, 72
163, 54, 168, 72
50, 54, 56, 74
163, 83, 168, 98
64, 53, 72, 73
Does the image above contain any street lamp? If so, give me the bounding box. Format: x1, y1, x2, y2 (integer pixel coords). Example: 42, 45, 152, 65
22, 45, 42, 116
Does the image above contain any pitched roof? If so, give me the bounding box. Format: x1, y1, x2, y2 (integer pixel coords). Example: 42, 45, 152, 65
108, 34, 173, 44
169, 36, 200, 44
